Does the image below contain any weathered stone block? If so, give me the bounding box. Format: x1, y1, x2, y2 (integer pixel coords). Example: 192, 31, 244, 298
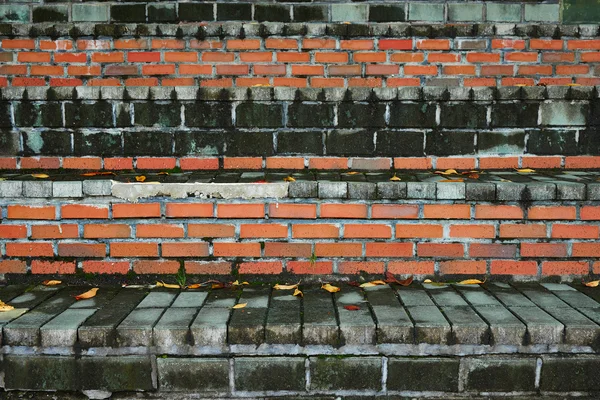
277, 131, 323, 155
440, 103, 488, 129
387, 357, 459, 392
491, 103, 539, 128
74, 132, 123, 156
310, 356, 381, 391
15, 102, 62, 128
23, 131, 71, 156
4, 355, 77, 390
80, 356, 154, 391
338, 103, 386, 128
235, 357, 305, 391
369, 4, 405, 22
184, 103, 232, 128
463, 357, 537, 392
426, 131, 476, 155
376, 130, 424, 156
124, 132, 173, 156
288, 103, 334, 128
134, 103, 181, 127
236, 103, 283, 128
326, 130, 374, 156
158, 357, 229, 392
540, 102, 588, 126
527, 130, 578, 155
541, 356, 600, 392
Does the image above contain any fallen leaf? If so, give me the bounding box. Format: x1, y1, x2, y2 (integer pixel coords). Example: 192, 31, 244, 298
516, 168, 535, 173
359, 280, 386, 288
322, 283, 341, 293
389, 174, 401, 181
273, 283, 299, 290
344, 305, 360, 311
81, 171, 115, 177
423, 279, 433, 283
283, 176, 296, 182
233, 303, 247, 309
500, 178, 512, 182
435, 169, 458, 175
32, 173, 49, 179
467, 173, 480, 179
211, 283, 226, 289
254, 180, 267, 183
384, 272, 413, 286
293, 288, 303, 297
347, 171, 360, 175
0, 178, 5, 181
156, 281, 180, 289
0, 300, 14, 312
158, 171, 169, 175
42, 280, 62, 286
440, 178, 464, 183
251, 84, 271, 87
458, 278, 485, 285
135, 176, 146, 182
122, 284, 157, 289
232, 280, 249, 286
186, 283, 202, 289
567, 83, 582, 86
75, 288, 99, 301
584, 280, 600, 288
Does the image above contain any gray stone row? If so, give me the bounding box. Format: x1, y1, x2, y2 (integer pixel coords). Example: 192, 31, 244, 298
3, 21, 600, 38
2, 283, 600, 349
3, 353, 600, 395
3, 85, 599, 102
0, 180, 111, 198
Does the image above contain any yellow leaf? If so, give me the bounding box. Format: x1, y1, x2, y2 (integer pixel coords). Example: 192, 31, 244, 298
0, 178, 5, 181
435, 169, 458, 175
135, 176, 146, 182
273, 283, 299, 290
75, 288, 99, 301
293, 288, 303, 297
321, 283, 341, 293
347, 171, 360, 175
584, 280, 600, 288
283, 176, 296, 182
156, 281, 180, 289
158, 171, 170, 175
440, 178, 464, 183
42, 280, 62, 286
232, 280, 249, 286
516, 168, 535, 173
389, 174, 401, 181
31, 174, 49, 179
567, 83, 582, 87
251, 84, 271, 87
186, 283, 202, 289
458, 279, 486, 285
360, 280, 386, 288
233, 303, 247, 309
0, 300, 14, 312
423, 279, 433, 283
81, 171, 115, 177
500, 178, 512, 182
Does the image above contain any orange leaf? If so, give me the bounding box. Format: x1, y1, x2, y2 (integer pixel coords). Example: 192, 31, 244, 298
135, 176, 146, 182
75, 288, 99, 301
384, 272, 413, 286
344, 305, 360, 311
0, 300, 14, 312
81, 171, 115, 177
233, 303, 247, 309
186, 283, 202, 289
583, 280, 600, 288
440, 178, 464, 183
322, 283, 341, 293
31, 174, 49, 179
42, 280, 62, 286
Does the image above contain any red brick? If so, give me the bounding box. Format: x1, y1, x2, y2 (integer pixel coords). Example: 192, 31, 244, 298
466, 53, 501, 62
365, 64, 399, 75
76, 40, 110, 50
338, 262, 384, 274
12, 78, 46, 86
124, 78, 159, 86
241, 52, 274, 62
151, 39, 184, 49
581, 52, 600, 62
83, 261, 130, 274
371, 204, 418, 219
461, 78, 496, 87
2, 39, 35, 49
265, 157, 305, 169
393, 157, 433, 169
388, 261, 434, 275
264, 242, 312, 257
292, 224, 339, 239
539, 77, 573, 86
0, 225, 27, 239
302, 39, 336, 49
390, 53, 425, 62
416, 39, 450, 50
396, 224, 443, 238
417, 243, 464, 258
188, 224, 235, 238
505, 52, 538, 62
213, 242, 261, 257
0, 260, 27, 273
50, 78, 83, 87
365, 242, 413, 257
340, 40, 373, 50
18, 52, 51, 63
490, 260, 538, 275
348, 77, 382, 87
521, 156, 562, 169
521, 243, 567, 257
518, 65, 553, 75
136, 224, 184, 238
20, 157, 60, 169
164, 52, 198, 62
216, 64, 249, 75
344, 224, 392, 238
269, 203, 316, 219
223, 157, 262, 169
31, 261, 76, 274
54, 53, 87, 63
136, 157, 176, 170
354, 52, 387, 62
542, 261, 589, 276
91, 52, 124, 63
530, 39, 563, 50
113, 203, 161, 218
350, 157, 391, 170
166, 203, 213, 218
423, 204, 470, 219
190, 40, 222, 50
8, 205, 55, 220
565, 156, 600, 169
180, 157, 219, 170
30, 65, 64, 76
217, 203, 264, 218
315, 52, 348, 63
162, 78, 195, 86
133, 260, 180, 274
31, 224, 79, 239
287, 261, 333, 274
62, 157, 102, 170
142, 64, 175, 75
479, 156, 519, 170
105, 158, 133, 170
254, 64, 286, 75
551, 224, 599, 239
328, 65, 361, 76
308, 157, 348, 169
0, 157, 16, 169
475, 205, 524, 220
449, 224, 495, 238
572, 243, 600, 257
528, 206, 576, 220
556, 65, 589, 75
115, 39, 147, 49
481, 65, 514, 75
58, 243, 106, 258
238, 261, 282, 274
61, 204, 109, 219
581, 206, 600, 220
439, 260, 486, 275
469, 243, 517, 259
435, 157, 476, 170
543, 52, 576, 62
40, 40, 73, 50
404, 65, 438, 75
265, 38, 298, 49
499, 224, 546, 238
567, 40, 600, 50
6, 242, 54, 257
84, 224, 131, 239
429, 53, 461, 63
315, 243, 362, 257
292, 65, 324, 76
443, 65, 476, 75
180, 65, 213, 75
185, 261, 231, 275
320, 204, 368, 219
240, 224, 288, 238
110, 242, 159, 257
162, 242, 209, 257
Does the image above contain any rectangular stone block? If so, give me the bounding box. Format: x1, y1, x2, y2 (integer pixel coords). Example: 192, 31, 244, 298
331, 4, 367, 22
83, 180, 112, 196
541, 356, 600, 392
463, 357, 537, 392
4, 355, 77, 390
23, 181, 52, 198
53, 181, 83, 198
72, 4, 109, 22
235, 357, 306, 391
0, 181, 23, 197
79, 356, 154, 391
310, 356, 381, 391
388, 357, 459, 392
158, 357, 229, 392
486, 3, 521, 22
409, 2, 444, 21
563, 0, 600, 23
540, 102, 588, 126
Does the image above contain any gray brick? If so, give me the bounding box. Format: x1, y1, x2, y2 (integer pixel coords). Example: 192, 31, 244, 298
158, 358, 230, 392
388, 357, 459, 392
587, 183, 600, 200
53, 181, 83, 198
486, 3, 521, 22
310, 356, 382, 391
524, 4, 560, 22
541, 356, 600, 392
235, 357, 305, 391
72, 4, 109, 22
377, 181, 407, 199
0, 181, 23, 197
83, 180, 112, 196
540, 102, 587, 126
409, 2, 444, 21
23, 181, 52, 198
496, 183, 526, 201
466, 183, 495, 201
525, 183, 556, 200
463, 357, 537, 392
318, 182, 347, 199
0, 5, 30, 22
437, 182, 466, 200
288, 181, 317, 198
448, 3, 483, 22
406, 182, 436, 199
331, 4, 368, 22
348, 182, 376, 200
